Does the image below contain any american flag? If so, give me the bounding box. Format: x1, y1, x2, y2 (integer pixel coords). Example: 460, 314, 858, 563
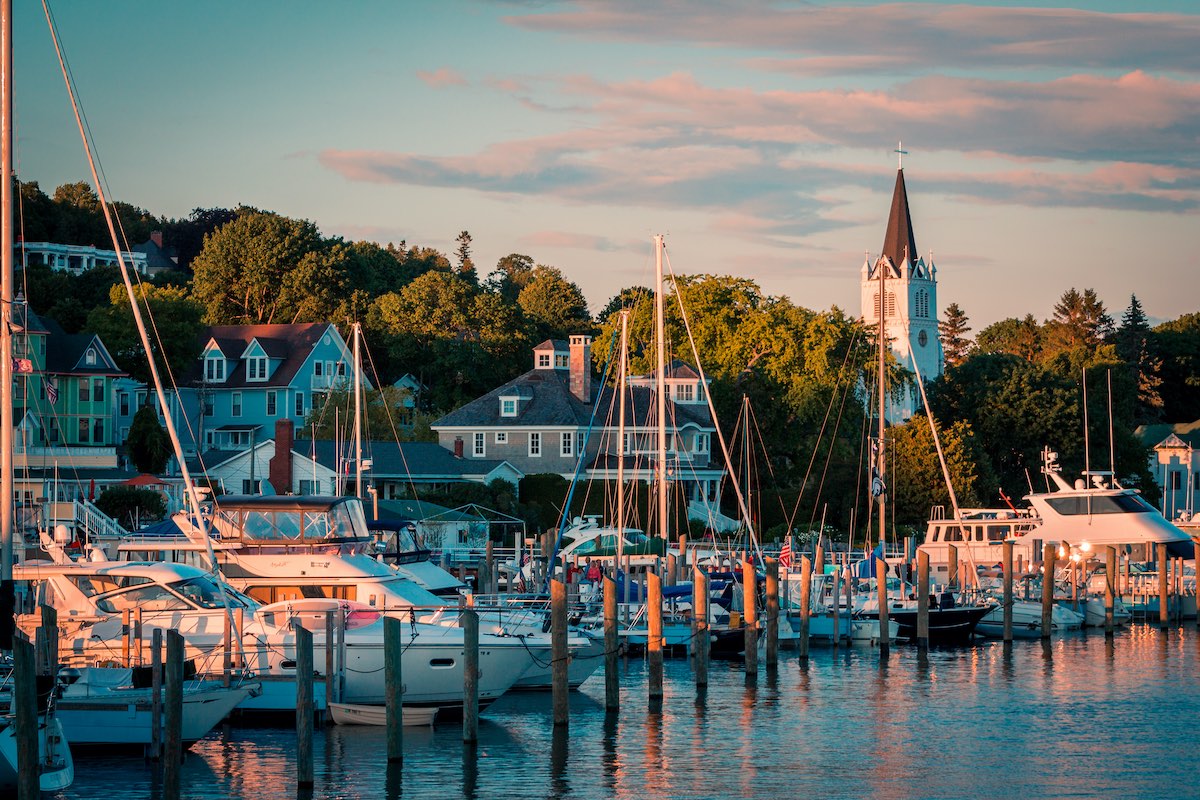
46, 377, 59, 404
779, 537, 793, 570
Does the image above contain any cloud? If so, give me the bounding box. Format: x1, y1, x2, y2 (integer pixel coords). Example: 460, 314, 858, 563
506, 2, 1200, 74
516, 230, 636, 253
416, 67, 468, 88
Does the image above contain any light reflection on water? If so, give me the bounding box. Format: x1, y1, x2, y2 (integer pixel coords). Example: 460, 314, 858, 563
51, 625, 1200, 799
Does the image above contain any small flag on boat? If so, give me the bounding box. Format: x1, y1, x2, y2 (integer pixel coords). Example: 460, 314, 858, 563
779, 538, 793, 570
46, 376, 59, 404
12, 357, 32, 373
871, 467, 886, 497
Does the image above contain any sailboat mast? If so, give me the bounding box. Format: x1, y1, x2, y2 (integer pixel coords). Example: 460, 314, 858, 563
655, 234, 668, 543
616, 309, 628, 560
877, 255, 887, 551
354, 322, 363, 499
0, 0, 14, 641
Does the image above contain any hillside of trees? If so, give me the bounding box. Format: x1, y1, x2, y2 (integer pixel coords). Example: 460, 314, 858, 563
16, 179, 1200, 543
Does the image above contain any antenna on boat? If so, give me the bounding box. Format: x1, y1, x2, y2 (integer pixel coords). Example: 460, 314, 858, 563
1107, 368, 1116, 482
1082, 367, 1091, 479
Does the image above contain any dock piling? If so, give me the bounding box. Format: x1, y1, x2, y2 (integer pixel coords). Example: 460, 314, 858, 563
765, 557, 779, 669
550, 580, 568, 728
742, 560, 758, 677
151, 628, 163, 762
876, 556, 890, 655
384, 616, 403, 763
648, 570, 664, 701
603, 574, 619, 712
14, 635, 38, 800
165, 630, 185, 796
798, 556, 811, 660
1041, 543, 1055, 639
693, 566, 709, 689
1002, 541, 1014, 643
293, 621, 314, 787
1105, 546, 1116, 636
917, 551, 930, 650
462, 608, 480, 742
1158, 545, 1169, 627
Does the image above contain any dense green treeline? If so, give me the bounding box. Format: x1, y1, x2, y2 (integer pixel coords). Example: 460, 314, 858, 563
15, 180, 1200, 542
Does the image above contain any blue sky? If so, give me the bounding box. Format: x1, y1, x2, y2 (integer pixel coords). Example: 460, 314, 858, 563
14, 1, 1200, 328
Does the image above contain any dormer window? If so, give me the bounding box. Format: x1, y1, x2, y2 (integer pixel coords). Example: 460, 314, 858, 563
675, 383, 695, 402
554, 354, 569, 368
500, 397, 517, 417
204, 355, 226, 383
247, 355, 268, 381
85, 347, 97, 366
537, 353, 551, 369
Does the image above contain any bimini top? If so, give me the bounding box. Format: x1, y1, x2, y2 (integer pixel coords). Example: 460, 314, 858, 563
211, 495, 355, 513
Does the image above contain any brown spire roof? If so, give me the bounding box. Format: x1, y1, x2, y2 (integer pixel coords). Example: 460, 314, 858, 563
880, 168, 917, 272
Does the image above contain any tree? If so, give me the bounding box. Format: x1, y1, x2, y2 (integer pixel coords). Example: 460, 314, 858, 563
86, 283, 204, 384
1042, 287, 1113, 357
938, 302, 973, 368
190, 209, 342, 324
161, 206, 238, 268
94, 486, 167, 529
975, 315, 1042, 361
126, 405, 172, 474
302, 386, 430, 442
887, 416, 996, 527
1114, 295, 1163, 422
483, 253, 536, 302
1154, 312, 1200, 422
516, 265, 592, 340
454, 231, 477, 286
597, 286, 652, 325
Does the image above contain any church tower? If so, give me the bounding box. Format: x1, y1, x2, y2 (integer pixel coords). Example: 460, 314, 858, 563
860, 162, 942, 421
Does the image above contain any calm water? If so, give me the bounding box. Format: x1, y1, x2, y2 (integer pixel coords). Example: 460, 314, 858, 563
52, 625, 1200, 799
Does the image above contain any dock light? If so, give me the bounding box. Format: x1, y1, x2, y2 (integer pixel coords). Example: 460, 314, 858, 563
1080, 541, 1092, 554
1057, 545, 1068, 559
1070, 552, 1081, 564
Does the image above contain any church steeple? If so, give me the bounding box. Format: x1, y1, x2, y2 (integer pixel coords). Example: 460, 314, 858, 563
880, 168, 918, 274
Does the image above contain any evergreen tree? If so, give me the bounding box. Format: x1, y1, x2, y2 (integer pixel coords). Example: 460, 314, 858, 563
1115, 294, 1163, 422
455, 230, 477, 286
126, 405, 172, 474
938, 302, 973, 368
1043, 287, 1113, 356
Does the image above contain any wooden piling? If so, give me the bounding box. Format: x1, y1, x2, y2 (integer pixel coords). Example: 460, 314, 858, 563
815, 545, 825, 575
123, 608, 132, 667
917, 551, 930, 649
550, 580, 568, 727
1104, 546, 1116, 636
648, 571, 664, 701
134, 608, 143, 667
39, 604, 57, 676
1002, 541, 1014, 643
678, 535, 688, 582
666, 553, 677, 588
1041, 543, 1055, 639
798, 556, 811, 660
384, 616, 403, 763
324, 610, 335, 711
462, 608, 480, 742
149, 628, 162, 761
603, 575, 619, 711
293, 621, 315, 787
765, 557, 779, 669
13, 635, 38, 800
876, 557, 890, 655
165, 630, 186, 795
224, 611, 234, 689
1158, 545, 1169, 626
742, 560, 758, 676
947, 544, 958, 589
485, 539, 495, 594
693, 566, 709, 688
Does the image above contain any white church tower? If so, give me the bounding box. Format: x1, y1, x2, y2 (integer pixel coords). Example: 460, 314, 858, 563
860, 160, 943, 421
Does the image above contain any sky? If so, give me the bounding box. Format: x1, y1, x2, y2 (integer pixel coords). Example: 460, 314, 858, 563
12, 1, 1200, 329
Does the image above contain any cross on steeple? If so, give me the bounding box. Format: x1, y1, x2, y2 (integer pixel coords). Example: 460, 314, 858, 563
895, 141, 908, 170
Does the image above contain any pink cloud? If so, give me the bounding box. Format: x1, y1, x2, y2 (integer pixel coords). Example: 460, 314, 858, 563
416, 67, 468, 88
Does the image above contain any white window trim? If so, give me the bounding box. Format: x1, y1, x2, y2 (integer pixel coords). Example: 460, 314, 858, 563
473, 432, 486, 457
495, 431, 508, 444
266, 390, 278, 417
247, 355, 269, 382
232, 391, 243, 417
561, 431, 574, 458
529, 432, 541, 457
537, 354, 551, 368
500, 398, 517, 417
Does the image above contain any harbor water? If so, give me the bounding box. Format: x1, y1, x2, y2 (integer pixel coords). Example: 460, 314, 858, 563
51, 624, 1200, 799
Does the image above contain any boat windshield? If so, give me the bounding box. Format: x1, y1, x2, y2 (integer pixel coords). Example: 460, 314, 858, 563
95, 576, 232, 613
1045, 494, 1154, 516
217, 501, 370, 542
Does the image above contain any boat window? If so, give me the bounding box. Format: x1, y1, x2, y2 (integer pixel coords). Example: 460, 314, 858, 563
944, 526, 963, 542
987, 525, 1010, 542
97, 584, 191, 614
70, 575, 151, 596
1045, 494, 1154, 516
974, 527, 984, 542
930, 528, 940, 542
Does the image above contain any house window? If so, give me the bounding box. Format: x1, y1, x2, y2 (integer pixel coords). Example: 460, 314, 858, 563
78, 418, 90, 443
555, 354, 569, 368
247, 356, 268, 381
676, 383, 694, 402
204, 395, 214, 417
336, 361, 347, 377
93, 418, 104, 443
473, 432, 486, 457
242, 479, 262, 494
120, 426, 129, 441
561, 431, 573, 457
495, 432, 508, 444
695, 433, 710, 454
1194, 472, 1200, 491
314, 361, 324, 377
529, 432, 541, 457
119, 392, 129, 416
232, 392, 242, 417
622, 432, 630, 454
537, 353, 551, 368
266, 391, 278, 416
85, 347, 96, 366
93, 378, 105, 403
79, 380, 90, 402
1171, 472, 1183, 490
205, 356, 226, 383
205, 431, 214, 446
500, 398, 517, 417
295, 392, 304, 416
299, 480, 316, 495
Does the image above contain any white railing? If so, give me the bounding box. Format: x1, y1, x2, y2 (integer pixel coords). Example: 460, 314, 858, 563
74, 499, 131, 540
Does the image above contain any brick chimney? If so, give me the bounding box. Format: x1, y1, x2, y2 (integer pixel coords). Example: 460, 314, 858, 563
268, 419, 295, 495
569, 335, 592, 403
454, 437, 464, 458
150, 231, 163, 248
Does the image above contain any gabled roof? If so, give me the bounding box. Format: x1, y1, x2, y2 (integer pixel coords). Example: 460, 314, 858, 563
881, 168, 918, 274
433, 365, 714, 430
632, 359, 702, 381
1138, 420, 1200, 449
12, 304, 49, 335
41, 317, 124, 376
307, 439, 515, 479
182, 323, 339, 389
131, 237, 178, 270
533, 339, 569, 351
